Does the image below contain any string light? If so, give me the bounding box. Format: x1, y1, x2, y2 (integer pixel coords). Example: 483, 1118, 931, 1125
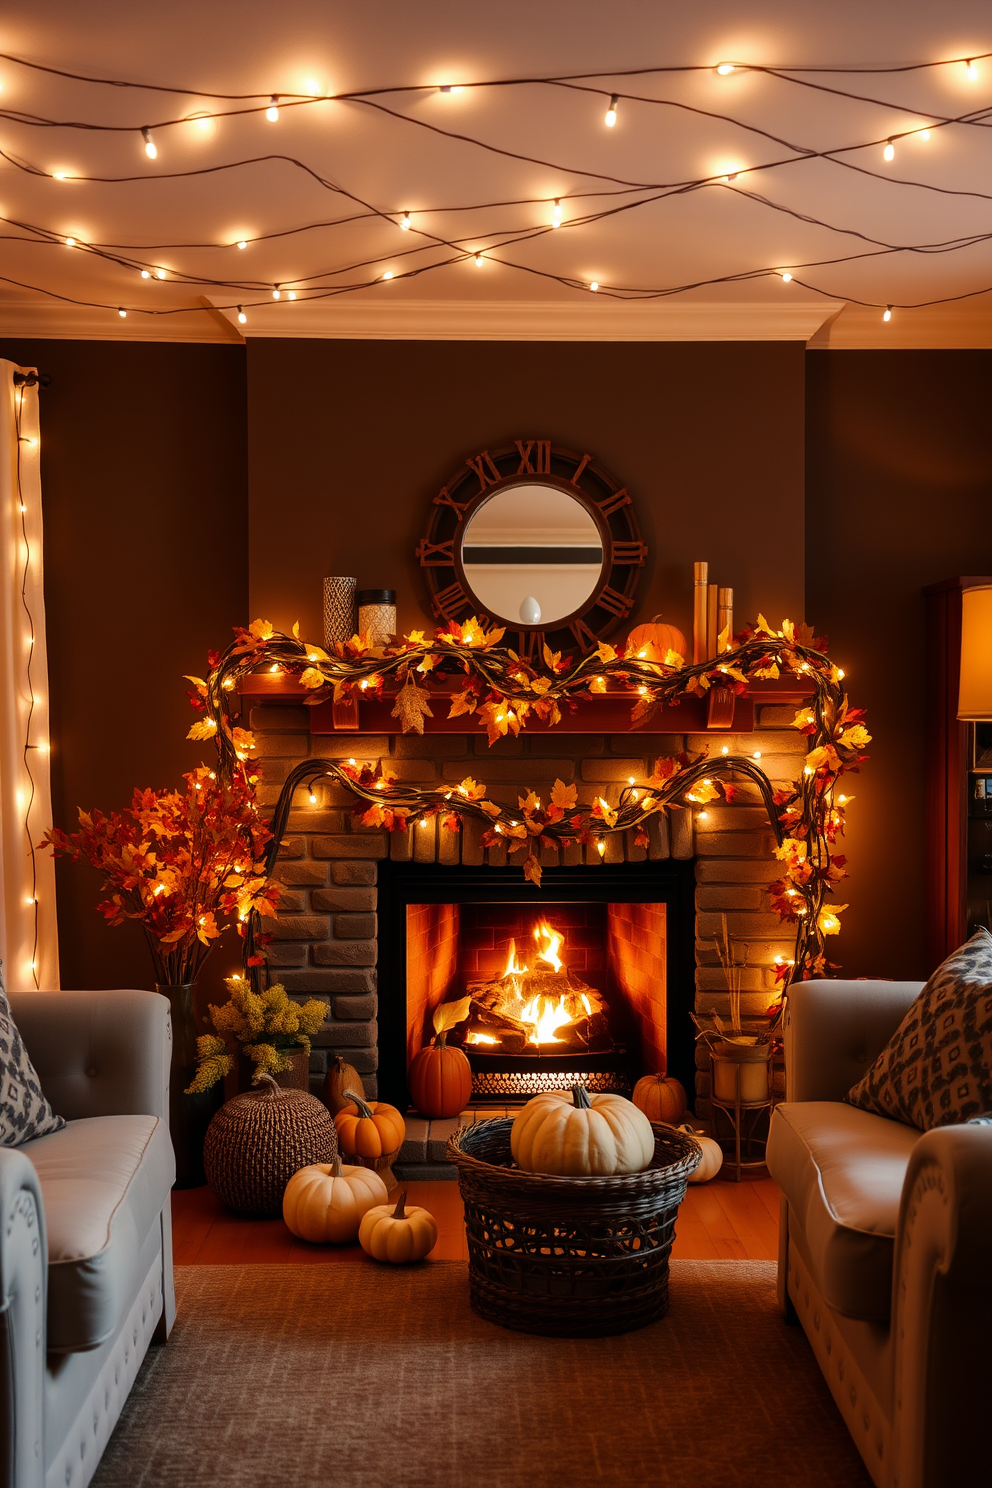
140, 268, 151, 278
780, 270, 793, 281
552, 198, 562, 227
266, 96, 280, 122
474, 252, 484, 266
883, 140, 895, 161
381, 269, 394, 280
141, 127, 157, 159
272, 285, 281, 299
237, 305, 246, 323
440, 84, 464, 95
883, 305, 892, 321
156, 267, 166, 279
605, 94, 618, 127
64, 236, 76, 247
597, 840, 606, 855
52, 170, 68, 181
308, 790, 318, 805
919, 128, 930, 141
287, 289, 296, 299
589, 281, 599, 291
716, 63, 735, 76
117, 307, 127, 317
236, 239, 248, 250
966, 59, 979, 80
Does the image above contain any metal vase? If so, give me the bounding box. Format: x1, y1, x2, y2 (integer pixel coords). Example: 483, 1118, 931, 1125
158, 982, 221, 1189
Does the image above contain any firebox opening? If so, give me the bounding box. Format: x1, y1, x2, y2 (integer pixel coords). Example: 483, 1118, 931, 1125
377, 862, 696, 1109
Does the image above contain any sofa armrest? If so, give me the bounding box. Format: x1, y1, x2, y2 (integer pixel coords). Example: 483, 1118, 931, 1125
0, 1149, 46, 1488
9, 990, 170, 1124
784, 978, 922, 1102
890, 1120, 992, 1488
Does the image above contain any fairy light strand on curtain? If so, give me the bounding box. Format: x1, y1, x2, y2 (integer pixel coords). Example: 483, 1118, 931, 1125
11, 370, 44, 988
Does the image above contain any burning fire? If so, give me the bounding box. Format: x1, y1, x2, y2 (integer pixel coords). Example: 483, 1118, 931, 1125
503, 921, 565, 981
520, 993, 571, 1045
462, 918, 608, 1050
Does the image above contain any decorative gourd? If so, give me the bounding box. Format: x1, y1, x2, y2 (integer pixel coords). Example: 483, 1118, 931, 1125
511, 1084, 655, 1177
334, 1090, 406, 1162
632, 1073, 687, 1126
321, 1056, 364, 1116
626, 616, 687, 666
282, 1156, 388, 1242
358, 1190, 438, 1264
409, 996, 473, 1118
679, 1125, 723, 1184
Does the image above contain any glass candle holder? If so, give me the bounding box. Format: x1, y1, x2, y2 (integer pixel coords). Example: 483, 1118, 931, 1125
323, 577, 356, 647
357, 589, 397, 646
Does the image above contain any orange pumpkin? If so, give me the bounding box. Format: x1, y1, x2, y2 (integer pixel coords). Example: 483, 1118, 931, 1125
334, 1090, 406, 1161
409, 1031, 473, 1118
626, 616, 687, 665
632, 1073, 687, 1126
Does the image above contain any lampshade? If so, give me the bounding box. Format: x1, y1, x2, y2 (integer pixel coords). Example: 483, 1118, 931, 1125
958, 585, 992, 720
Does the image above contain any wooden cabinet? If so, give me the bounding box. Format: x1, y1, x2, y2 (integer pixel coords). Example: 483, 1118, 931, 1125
923, 576, 992, 968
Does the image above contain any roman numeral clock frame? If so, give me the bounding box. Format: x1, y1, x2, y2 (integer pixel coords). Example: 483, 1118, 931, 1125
416, 439, 647, 658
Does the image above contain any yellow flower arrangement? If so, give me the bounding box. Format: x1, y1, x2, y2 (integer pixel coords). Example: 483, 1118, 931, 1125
186, 976, 328, 1092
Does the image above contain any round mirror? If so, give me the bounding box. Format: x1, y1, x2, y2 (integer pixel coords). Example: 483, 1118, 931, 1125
459, 483, 605, 627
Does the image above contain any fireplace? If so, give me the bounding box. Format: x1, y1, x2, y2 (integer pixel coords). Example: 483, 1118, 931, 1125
377, 862, 696, 1106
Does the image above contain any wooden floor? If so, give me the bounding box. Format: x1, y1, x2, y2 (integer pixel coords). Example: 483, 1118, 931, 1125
172, 1174, 781, 1265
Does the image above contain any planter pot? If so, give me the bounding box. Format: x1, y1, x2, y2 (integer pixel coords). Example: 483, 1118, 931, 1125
238, 1046, 311, 1094
711, 1038, 772, 1105
158, 982, 221, 1190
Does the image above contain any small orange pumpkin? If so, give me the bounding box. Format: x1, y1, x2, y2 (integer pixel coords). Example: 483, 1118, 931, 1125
334, 1090, 406, 1162
409, 1032, 472, 1118
632, 1073, 687, 1126
626, 616, 687, 666
321, 1056, 364, 1116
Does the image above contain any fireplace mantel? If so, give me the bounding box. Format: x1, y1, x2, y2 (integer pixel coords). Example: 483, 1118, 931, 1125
240, 673, 811, 735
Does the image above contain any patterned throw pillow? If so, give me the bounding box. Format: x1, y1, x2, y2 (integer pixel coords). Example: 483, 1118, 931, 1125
847, 928, 992, 1130
0, 972, 65, 1146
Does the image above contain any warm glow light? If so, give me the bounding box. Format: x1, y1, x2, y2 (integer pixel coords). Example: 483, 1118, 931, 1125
721, 745, 729, 754
237, 306, 247, 324
474, 253, 484, 266
266, 97, 280, 122
440, 84, 465, 95
533, 920, 564, 973
589, 281, 599, 292
400, 211, 411, 229
966, 59, 979, 80
65, 236, 76, 247
156, 267, 166, 279
272, 286, 281, 299
308, 791, 318, 805
605, 94, 618, 127
141, 269, 151, 279
958, 584, 992, 719
883, 140, 895, 161
552, 198, 562, 227
53, 171, 68, 180
287, 290, 297, 300
780, 271, 793, 282
597, 839, 606, 856
919, 128, 931, 141
753, 751, 761, 760
141, 127, 157, 159
382, 270, 394, 280
236, 240, 248, 250
117, 308, 127, 318
883, 306, 892, 322
716, 63, 735, 75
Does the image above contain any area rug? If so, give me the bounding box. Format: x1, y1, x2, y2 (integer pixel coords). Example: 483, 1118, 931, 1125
92, 1261, 871, 1488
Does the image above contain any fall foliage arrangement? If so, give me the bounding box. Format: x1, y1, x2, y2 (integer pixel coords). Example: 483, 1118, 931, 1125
183, 611, 867, 985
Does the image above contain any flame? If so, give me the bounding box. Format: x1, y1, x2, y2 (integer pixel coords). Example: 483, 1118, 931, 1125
532, 919, 563, 973
520, 993, 572, 1046
465, 1031, 497, 1046
503, 938, 527, 977
581, 993, 592, 1015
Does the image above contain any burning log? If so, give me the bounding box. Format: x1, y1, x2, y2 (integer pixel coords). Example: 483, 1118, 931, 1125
462, 921, 612, 1054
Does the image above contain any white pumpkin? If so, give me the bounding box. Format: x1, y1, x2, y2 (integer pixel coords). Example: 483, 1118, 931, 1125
511, 1084, 655, 1177
679, 1125, 724, 1183
282, 1158, 388, 1243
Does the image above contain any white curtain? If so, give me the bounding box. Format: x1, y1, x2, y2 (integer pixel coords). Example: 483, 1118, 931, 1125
0, 362, 59, 991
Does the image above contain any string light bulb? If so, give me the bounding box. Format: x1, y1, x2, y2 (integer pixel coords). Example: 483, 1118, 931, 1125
716, 63, 735, 75
605, 94, 618, 127
966, 59, 979, 80
156, 267, 166, 279
236, 239, 248, 250
883, 305, 892, 321
272, 285, 281, 299
382, 269, 394, 280
780, 270, 793, 282
287, 289, 296, 299
308, 790, 318, 805
400, 211, 411, 230
883, 140, 895, 161
439, 84, 464, 95
552, 198, 562, 227
141, 127, 157, 159
237, 306, 247, 324
919, 128, 930, 141
140, 269, 151, 279
597, 839, 606, 856
589, 281, 599, 292
266, 96, 280, 122
474, 252, 484, 267
52, 171, 68, 180
117, 307, 127, 318
64, 236, 76, 248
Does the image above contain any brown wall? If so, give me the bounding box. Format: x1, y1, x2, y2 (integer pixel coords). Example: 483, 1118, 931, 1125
806, 350, 992, 981
247, 340, 806, 643
0, 340, 248, 995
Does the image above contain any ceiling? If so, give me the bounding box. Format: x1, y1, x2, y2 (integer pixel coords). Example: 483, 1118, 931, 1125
2, 1, 991, 347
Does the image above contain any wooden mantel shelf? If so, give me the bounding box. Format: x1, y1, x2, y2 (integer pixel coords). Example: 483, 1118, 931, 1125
239, 673, 811, 735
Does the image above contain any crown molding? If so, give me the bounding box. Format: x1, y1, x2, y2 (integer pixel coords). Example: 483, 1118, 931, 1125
3, 295, 989, 349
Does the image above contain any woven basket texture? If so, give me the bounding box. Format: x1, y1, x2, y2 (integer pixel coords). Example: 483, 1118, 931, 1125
204, 1082, 338, 1216
448, 1118, 700, 1337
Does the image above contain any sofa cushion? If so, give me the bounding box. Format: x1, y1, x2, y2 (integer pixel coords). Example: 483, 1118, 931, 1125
767, 1101, 920, 1322
20, 1113, 174, 1351
0, 976, 64, 1146
847, 927, 992, 1130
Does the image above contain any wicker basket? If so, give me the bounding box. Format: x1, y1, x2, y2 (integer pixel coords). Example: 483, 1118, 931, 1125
204, 1073, 338, 1216
448, 1118, 700, 1337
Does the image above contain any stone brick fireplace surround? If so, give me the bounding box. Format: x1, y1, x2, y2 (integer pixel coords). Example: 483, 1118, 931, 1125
251, 700, 805, 1126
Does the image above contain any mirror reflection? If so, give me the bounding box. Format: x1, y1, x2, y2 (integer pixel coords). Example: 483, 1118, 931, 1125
460, 483, 604, 626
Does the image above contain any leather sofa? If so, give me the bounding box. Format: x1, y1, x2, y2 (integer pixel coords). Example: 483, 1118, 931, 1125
0, 990, 176, 1488
767, 979, 992, 1488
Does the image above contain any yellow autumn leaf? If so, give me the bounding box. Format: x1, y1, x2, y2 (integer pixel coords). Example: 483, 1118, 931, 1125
596, 642, 617, 664
781, 619, 795, 643
793, 707, 816, 730
304, 644, 330, 663
456, 777, 487, 800
292, 620, 301, 639
299, 667, 328, 690
838, 723, 871, 750
542, 643, 562, 671
447, 689, 478, 719
596, 796, 618, 828
818, 903, 848, 935
433, 995, 472, 1034
523, 854, 543, 887
685, 778, 720, 804
183, 675, 208, 697
588, 674, 608, 694
478, 800, 502, 818
249, 618, 274, 642
550, 778, 578, 811
187, 718, 218, 741
755, 613, 775, 636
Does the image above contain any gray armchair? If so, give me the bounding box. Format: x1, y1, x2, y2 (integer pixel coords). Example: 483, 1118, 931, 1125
767, 979, 992, 1488
0, 990, 175, 1488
